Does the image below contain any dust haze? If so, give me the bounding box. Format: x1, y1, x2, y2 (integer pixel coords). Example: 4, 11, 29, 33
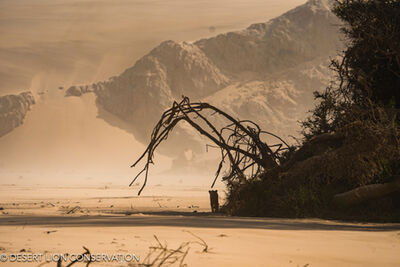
0, 0, 305, 95
0, 0, 305, 188
1, 2, 398, 266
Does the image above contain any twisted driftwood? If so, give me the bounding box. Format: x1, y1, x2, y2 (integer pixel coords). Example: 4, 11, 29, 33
333, 176, 400, 206
130, 96, 290, 195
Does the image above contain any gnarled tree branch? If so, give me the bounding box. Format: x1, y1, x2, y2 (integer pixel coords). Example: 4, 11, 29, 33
130, 96, 290, 195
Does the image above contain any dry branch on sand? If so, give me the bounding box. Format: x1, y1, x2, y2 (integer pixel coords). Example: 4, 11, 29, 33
182, 230, 209, 253
130, 232, 210, 267
66, 206, 81, 215
136, 235, 189, 267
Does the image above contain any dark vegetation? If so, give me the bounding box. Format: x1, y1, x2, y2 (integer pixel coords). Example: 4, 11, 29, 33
132, 0, 400, 221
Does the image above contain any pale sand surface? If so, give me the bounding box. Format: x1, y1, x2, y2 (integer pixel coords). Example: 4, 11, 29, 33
0, 185, 399, 266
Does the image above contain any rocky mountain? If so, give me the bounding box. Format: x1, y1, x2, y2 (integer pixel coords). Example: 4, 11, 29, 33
0, 91, 35, 137
66, 0, 341, 153
195, 0, 338, 75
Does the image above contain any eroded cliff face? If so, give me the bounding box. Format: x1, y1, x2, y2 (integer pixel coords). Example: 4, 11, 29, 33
195, 0, 339, 75
0, 92, 35, 137
65, 0, 341, 152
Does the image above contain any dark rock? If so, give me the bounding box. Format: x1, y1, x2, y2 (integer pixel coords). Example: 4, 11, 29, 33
0, 91, 35, 137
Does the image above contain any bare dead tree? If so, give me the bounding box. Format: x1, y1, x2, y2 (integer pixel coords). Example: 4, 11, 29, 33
130, 96, 290, 195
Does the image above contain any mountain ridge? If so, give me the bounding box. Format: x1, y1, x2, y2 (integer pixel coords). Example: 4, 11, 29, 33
195, 0, 338, 75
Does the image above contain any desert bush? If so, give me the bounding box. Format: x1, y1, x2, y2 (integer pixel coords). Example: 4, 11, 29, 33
223, 0, 400, 221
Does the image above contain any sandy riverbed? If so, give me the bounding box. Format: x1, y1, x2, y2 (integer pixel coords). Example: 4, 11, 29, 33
0, 185, 399, 267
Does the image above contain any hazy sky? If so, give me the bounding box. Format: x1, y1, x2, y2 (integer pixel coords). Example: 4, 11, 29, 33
0, 0, 306, 95
0, 0, 307, 187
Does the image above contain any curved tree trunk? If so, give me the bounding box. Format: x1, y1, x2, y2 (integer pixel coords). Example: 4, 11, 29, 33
333, 176, 400, 206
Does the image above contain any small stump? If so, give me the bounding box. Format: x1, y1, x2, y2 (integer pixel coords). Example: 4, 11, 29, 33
209, 190, 219, 213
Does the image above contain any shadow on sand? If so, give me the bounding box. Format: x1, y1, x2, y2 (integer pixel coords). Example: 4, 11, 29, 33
1, 211, 400, 232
